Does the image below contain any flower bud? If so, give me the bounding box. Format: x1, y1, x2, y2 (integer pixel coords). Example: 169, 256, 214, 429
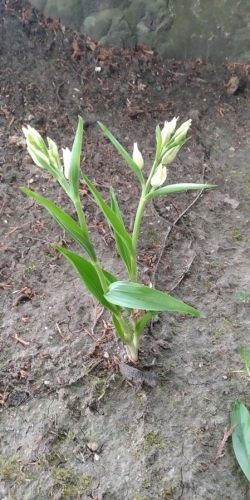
27, 143, 50, 170
151, 164, 167, 188
173, 119, 192, 144
22, 125, 46, 151
161, 117, 178, 147
47, 137, 62, 172
161, 145, 180, 165
47, 137, 59, 159
132, 142, 144, 170
62, 147, 72, 179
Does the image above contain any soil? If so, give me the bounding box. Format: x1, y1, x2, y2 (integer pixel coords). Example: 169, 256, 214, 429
1, 1, 250, 499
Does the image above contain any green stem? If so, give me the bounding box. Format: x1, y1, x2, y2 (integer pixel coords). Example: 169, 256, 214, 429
131, 186, 147, 282
75, 196, 110, 295
75, 197, 89, 237
145, 159, 158, 191
126, 335, 140, 362
93, 261, 109, 294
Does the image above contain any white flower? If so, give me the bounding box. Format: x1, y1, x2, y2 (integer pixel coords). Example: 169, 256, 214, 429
62, 147, 72, 179
151, 164, 167, 188
161, 117, 178, 147
173, 119, 192, 144
132, 142, 144, 170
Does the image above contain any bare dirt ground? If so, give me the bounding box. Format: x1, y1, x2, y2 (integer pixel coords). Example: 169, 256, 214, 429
1, 1, 250, 499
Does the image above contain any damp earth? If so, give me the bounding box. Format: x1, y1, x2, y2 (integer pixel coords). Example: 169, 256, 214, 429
1, 1, 250, 499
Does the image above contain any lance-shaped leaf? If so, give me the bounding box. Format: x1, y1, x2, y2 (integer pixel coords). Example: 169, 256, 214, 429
231, 399, 250, 481
132, 310, 156, 338
83, 175, 133, 251
57, 246, 119, 314
98, 122, 145, 185
146, 183, 216, 201
112, 313, 132, 343
105, 281, 205, 317
21, 188, 96, 261
110, 187, 132, 275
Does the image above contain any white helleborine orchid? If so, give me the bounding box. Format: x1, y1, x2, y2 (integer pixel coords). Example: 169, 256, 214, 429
25, 143, 50, 170
132, 142, 144, 170
23, 125, 51, 169
161, 117, 178, 147
22, 125, 46, 150
47, 137, 62, 171
62, 147, 72, 180
47, 137, 59, 160
151, 163, 167, 188
173, 119, 192, 144
161, 145, 181, 165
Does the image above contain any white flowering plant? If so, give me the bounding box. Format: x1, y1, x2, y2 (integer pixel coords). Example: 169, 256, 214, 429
21, 117, 214, 362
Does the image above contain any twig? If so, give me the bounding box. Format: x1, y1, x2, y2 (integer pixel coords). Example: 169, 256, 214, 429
166, 249, 196, 294
216, 424, 238, 459
55, 322, 71, 341
56, 82, 65, 102
0, 283, 11, 289
12, 333, 30, 346
151, 164, 206, 290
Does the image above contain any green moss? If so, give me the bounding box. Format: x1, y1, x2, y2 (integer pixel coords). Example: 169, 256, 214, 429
215, 318, 240, 337
231, 228, 244, 241
52, 467, 93, 498
46, 452, 67, 466
145, 431, 166, 450
0, 454, 34, 483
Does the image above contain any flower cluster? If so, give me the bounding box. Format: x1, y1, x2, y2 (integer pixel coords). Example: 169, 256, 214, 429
131, 117, 192, 189
23, 125, 72, 181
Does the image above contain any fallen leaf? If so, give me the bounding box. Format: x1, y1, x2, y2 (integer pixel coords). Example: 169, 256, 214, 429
225, 76, 239, 94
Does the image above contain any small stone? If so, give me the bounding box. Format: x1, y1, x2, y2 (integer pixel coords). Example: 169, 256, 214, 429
87, 442, 98, 452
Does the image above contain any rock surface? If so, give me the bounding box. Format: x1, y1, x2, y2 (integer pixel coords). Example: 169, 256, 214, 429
30, 0, 250, 62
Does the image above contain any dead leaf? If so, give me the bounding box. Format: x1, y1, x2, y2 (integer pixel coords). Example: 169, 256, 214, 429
225, 76, 239, 95
9, 135, 26, 146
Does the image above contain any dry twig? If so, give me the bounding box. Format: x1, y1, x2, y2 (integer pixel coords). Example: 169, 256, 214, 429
151, 164, 206, 290
12, 333, 30, 346
215, 424, 238, 459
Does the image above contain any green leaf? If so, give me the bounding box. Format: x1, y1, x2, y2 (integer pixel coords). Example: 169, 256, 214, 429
105, 281, 205, 317
68, 116, 83, 199
112, 313, 130, 342
110, 188, 132, 275
57, 246, 119, 313
82, 175, 133, 251
21, 188, 97, 261
232, 399, 250, 481
146, 183, 216, 201
110, 187, 124, 224
97, 122, 145, 185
